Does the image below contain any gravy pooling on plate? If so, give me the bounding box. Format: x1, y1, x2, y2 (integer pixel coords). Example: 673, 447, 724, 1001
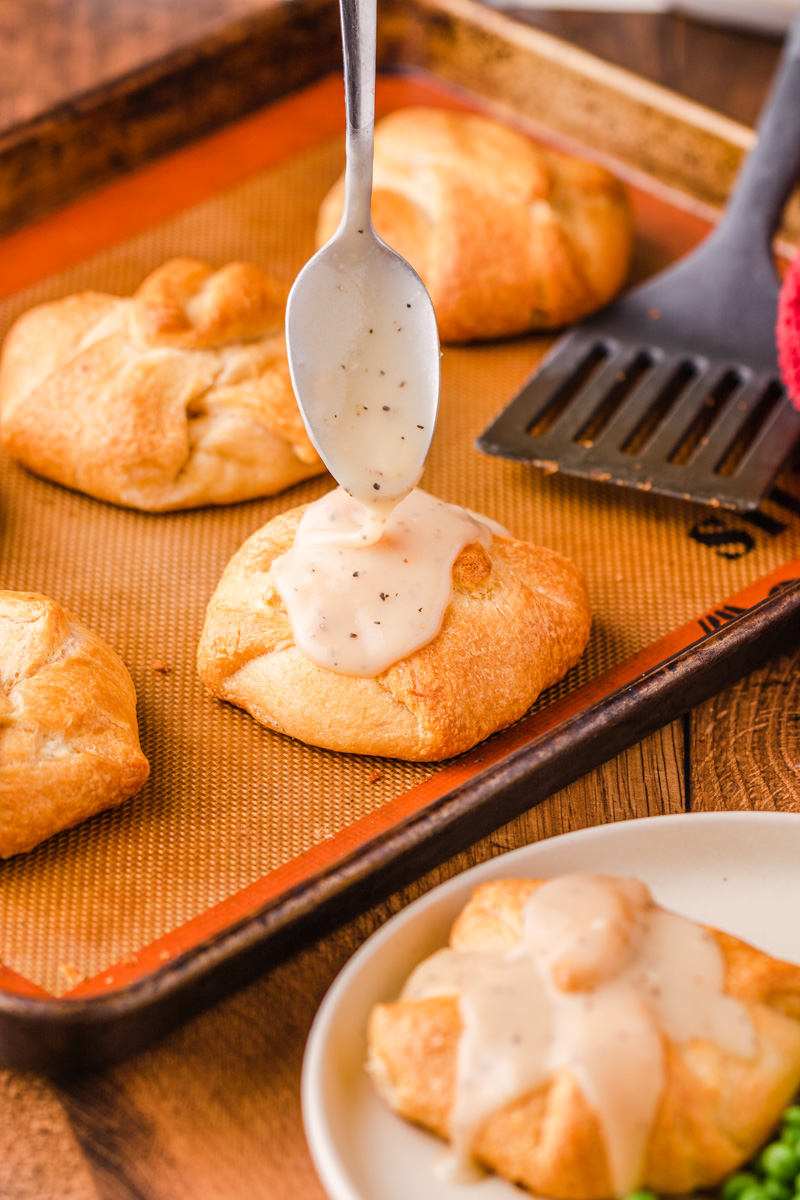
397, 874, 757, 1194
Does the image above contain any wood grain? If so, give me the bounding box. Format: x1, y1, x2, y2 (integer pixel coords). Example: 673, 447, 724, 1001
0, 1071, 101, 1200
0, 0, 270, 129
689, 646, 800, 811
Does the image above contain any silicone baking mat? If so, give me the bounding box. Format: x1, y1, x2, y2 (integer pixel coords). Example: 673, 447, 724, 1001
1, 74, 799, 1002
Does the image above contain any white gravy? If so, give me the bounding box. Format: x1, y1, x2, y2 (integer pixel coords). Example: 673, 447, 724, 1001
271, 487, 504, 677
287, 234, 438, 544
401, 874, 756, 1195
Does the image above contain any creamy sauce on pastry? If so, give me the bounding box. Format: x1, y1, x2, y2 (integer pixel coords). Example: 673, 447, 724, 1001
271, 487, 505, 676
288, 242, 438, 544
401, 874, 756, 1195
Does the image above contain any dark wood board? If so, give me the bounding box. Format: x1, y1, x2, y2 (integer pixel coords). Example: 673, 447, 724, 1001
0, 0, 342, 235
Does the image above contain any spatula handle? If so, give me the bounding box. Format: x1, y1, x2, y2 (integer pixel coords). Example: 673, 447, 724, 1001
720, 15, 800, 248
340, 0, 377, 232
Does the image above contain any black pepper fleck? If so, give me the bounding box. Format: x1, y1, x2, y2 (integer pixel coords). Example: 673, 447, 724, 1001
350, 633, 358, 638
380, 593, 388, 600
353, 572, 359, 577
382, 405, 390, 411
399, 381, 406, 388
406, 302, 411, 308
416, 424, 424, 429
373, 483, 380, 490
379, 370, 385, 375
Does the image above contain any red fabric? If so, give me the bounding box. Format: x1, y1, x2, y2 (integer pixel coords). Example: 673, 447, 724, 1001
777, 250, 800, 411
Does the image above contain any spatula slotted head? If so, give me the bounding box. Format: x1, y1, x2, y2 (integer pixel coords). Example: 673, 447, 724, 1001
478, 329, 800, 511
478, 17, 800, 511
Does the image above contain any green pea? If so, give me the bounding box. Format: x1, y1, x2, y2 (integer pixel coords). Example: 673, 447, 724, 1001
760, 1143, 799, 1182
625, 1191, 658, 1200
780, 1127, 800, 1149
722, 1175, 762, 1200
784, 1107, 800, 1130
738, 1186, 774, 1200
764, 1180, 793, 1200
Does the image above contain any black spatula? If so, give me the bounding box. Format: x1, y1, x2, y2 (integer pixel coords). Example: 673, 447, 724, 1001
477, 18, 800, 511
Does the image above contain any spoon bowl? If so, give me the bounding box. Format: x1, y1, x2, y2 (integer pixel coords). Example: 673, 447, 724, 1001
286, 225, 439, 519
285, 0, 440, 532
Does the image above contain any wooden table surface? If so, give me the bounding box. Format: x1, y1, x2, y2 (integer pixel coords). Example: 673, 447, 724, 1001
2, 6, 799, 1199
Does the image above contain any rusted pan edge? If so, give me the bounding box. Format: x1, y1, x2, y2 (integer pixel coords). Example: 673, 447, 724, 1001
2, 580, 797, 1076
0, 0, 342, 235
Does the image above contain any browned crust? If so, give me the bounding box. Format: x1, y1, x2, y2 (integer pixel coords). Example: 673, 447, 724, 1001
316, 108, 634, 343
0, 258, 325, 511
367, 879, 800, 1198
0, 592, 150, 858
196, 503, 591, 761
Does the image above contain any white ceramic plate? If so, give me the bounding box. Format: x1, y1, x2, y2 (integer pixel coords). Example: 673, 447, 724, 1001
302, 811, 800, 1200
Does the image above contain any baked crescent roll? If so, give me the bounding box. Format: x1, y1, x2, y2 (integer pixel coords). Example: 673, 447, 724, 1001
196, 501, 590, 761
316, 108, 634, 343
0, 592, 149, 856
0, 258, 325, 511
368, 876, 800, 1198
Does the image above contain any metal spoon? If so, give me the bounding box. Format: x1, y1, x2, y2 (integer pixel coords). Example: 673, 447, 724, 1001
285, 0, 440, 544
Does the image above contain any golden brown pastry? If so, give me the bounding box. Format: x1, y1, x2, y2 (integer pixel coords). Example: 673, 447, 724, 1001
368, 875, 800, 1198
0, 592, 149, 856
196, 497, 591, 761
316, 108, 634, 343
0, 258, 324, 511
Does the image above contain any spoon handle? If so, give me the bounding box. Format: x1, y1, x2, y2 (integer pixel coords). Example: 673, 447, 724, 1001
340, 0, 377, 231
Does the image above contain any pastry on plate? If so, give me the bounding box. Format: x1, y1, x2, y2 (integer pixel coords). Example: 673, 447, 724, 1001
316, 108, 634, 343
0, 591, 149, 856
196, 488, 591, 761
0, 258, 324, 511
367, 874, 800, 1198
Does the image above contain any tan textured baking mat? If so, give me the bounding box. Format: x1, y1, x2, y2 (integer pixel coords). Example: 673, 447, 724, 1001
1, 79, 799, 997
